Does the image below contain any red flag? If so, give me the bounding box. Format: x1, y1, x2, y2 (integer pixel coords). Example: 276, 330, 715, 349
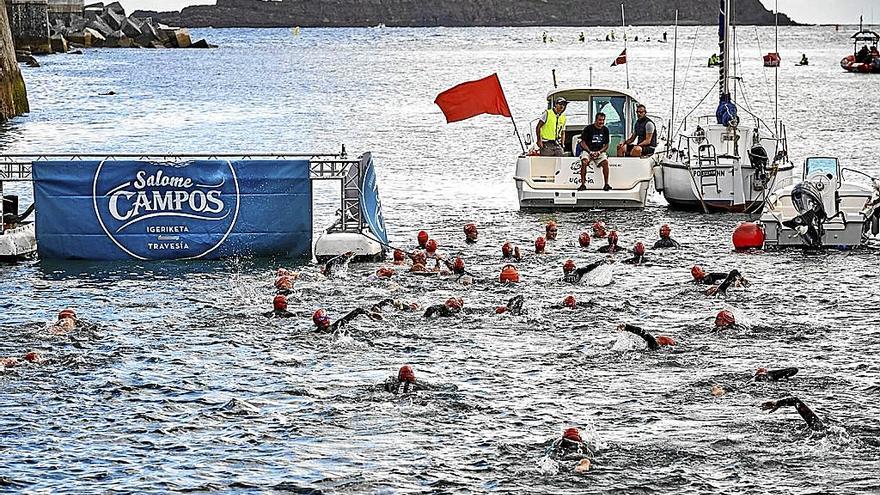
611, 49, 627, 67
434, 73, 512, 123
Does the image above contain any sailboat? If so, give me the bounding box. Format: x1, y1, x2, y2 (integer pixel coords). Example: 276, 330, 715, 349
654, 0, 794, 212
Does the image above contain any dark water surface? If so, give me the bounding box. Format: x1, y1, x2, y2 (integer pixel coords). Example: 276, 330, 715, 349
1, 26, 879, 493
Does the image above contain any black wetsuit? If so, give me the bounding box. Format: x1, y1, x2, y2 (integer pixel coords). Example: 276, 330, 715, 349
548, 437, 592, 461
597, 244, 626, 254
317, 308, 371, 332
653, 237, 680, 249
697, 272, 730, 285
755, 367, 798, 382
502, 295, 525, 315
370, 298, 416, 313
424, 305, 461, 318
322, 253, 353, 277
712, 270, 746, 294
563, 260, 604, 283
622, 254, 646, 265
263, 309, 295, 318
383, 376, 434, 394
622, 324, 660, 350
764, 397, 825, 431
550, 301, 593, 310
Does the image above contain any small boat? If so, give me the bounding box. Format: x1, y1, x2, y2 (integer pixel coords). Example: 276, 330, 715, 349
0, 194, 36, 261
840, 18, 880, 73
762, 52, 780, 67
760, 157, 880, 248
514, 87, 659, 210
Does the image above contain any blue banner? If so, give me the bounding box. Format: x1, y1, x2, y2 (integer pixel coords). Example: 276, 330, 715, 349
358, 153, 389, 245
33, 159, 312, 260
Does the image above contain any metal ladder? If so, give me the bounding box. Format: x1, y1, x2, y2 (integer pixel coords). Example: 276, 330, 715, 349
697, 144, 720, 193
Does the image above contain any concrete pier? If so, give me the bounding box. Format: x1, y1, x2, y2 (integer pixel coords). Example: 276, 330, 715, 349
5, 0, 51, 54
47, 0, 81, 23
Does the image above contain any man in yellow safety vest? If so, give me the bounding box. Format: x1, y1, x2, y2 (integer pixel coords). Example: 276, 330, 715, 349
536, 97, 568, 157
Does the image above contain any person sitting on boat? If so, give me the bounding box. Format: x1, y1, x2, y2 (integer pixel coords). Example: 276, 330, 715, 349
383, 365, 435, 394
424, 297, 464, 318
536, 97, 567, 157
621, 242, 647, 265
856, 45, 871, 63
563, 259, 606, 283
761, 397, 825, 432
578, 113, 611, 191
547, 427, 593, 471
597, 230, 624, 253
653, 224, 681, 249
312, 307, 381, 332
798, 53, 809, 66
690, 265, 734, 285
708, 53, 721, 67
618, 323, 676, 350
264, 295, 295, 318
705, 269, 749, 296
495, 295, 525, 315
617, 104, 656, 157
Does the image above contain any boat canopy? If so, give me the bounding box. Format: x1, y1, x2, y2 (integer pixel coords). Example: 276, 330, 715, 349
546, 87, 641, 106
851, 30, 880, 45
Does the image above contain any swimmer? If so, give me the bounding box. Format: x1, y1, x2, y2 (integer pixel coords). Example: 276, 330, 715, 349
754, 367, 799, 382
713, 310, 739, 331
370, 298, 420, 313
383, 365, 435, 394
374, 267, 396, 279
578, 232, 591, 248
425, 239, 439, 258
274, 275, 294, 294
545, 221, 558, 241
597, 231, 625, 253
417, 230, 429, 249
621, 242, 646, 265
49, 308, 78, 334
392, 249, 408, 265
535, 236, 546, 254
653, 224, 681, 249
547, 427, 593, 466
263, 295, 295, 318
592, 221, 607, 238
550, 294, 592, 310
0, 351, 41, 368
562, 259, 605, 283
495, 295, 525, 315
502, 242, 522, 261
313, 307, 382, 332
761, 397, 826, 431
691, 265, 735, 285
424, 297, 464, 318
705, 269, 749, 296
617, 323, 676, 350
464, 223, 478, 244
322, 251, 354, 278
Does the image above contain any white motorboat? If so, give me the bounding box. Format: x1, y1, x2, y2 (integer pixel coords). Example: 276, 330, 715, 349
514, 87, 660, 210
655, 0, 794, 212
760, 157, 880, 249
0, 192, 36, 261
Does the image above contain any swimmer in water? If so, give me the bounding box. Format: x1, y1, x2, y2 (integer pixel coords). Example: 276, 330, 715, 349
322, 251, 354, 278
274, 275, 294, 295
761, 397, 826, 431
592, 221, 608, 239
370, 298, 420, 313
621, 242, 646, 265
424, 297, 464, 318
312, 307, 382, 332
495, 295, 525, 315
705, 269, 749, 296
713, 310, 743, 331
617, 323, 676, 350
562, 259, 606, 283
691, 265, 735, 285
263, 295, 295, 318
464, 223, 478, 244
501, 242, 522, 261
535, 236, 546, 254
653, 224, 681, 249
383, 365, 435, 394
416, 230, 429, 249
550, 295, 592, 310
754, 367, 798, 382
547, 427, 593, 472
48, 308, 79, 334
545, 220, 558, 241
578, 232, 591, 248
0, 351, 41, 368
597, 230, 625, 253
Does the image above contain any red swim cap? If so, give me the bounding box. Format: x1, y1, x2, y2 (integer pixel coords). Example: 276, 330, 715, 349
634, 242, 645, 256
312, 308, 331, 328
592, 221, 607, 238
691, 265, 706, 281
660, 224, 671, 238
398, 365, 416, 383
563, 295, 577, 309
500, 264, 520, 283
563, 259, 576, 274
425, 239, 438, 255
562, 427, 582, 443
417, 230, 429, 248
23, 351, 40, 362
495, 306, 508, 314
535, 236, 546, 254
608, 230, 619, 245
545, 220, 558, 239
445, 297, 464, 310
58, 308, 76, 320
464, 223, 478, 238
578, 232, 591, 247
502, 242, 513, 258
452, 256, 465, 274
276, 268, 291, 277
756, 367, 768, 375
273, 295, 288, 311
274, 276, 292, 290
393, 249, 405, 262
376, 267, 395, 278
715, 310, 736, 328
656, 335, 676, 347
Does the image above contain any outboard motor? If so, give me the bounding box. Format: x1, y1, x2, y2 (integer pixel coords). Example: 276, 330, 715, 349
782, 181, 827, 248
748, 145, 769, 187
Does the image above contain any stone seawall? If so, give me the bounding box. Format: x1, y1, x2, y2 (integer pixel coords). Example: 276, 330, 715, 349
0, 0, 29, 121
6, 0, 50, 53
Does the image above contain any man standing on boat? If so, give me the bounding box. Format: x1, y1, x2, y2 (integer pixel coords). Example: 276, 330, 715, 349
578, 112, 611, 191
618, 104, 656, 157
536, 97, 567, 157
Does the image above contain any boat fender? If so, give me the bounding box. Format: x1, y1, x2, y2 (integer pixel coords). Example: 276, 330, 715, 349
872, 213, 880, 236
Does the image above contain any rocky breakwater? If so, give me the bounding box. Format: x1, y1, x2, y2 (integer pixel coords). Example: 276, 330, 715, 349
0, 0, 28, 120
48, 1, 213, 51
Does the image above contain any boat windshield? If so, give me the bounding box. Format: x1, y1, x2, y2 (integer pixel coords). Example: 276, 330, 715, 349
591, 95, 627, 136
804, 157, 839, 181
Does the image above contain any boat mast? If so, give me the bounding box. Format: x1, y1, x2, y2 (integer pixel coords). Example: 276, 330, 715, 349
622, 3, 629, 89
720, 0, 731, 100
669, 9, 679, 145
774, 0, 779, 133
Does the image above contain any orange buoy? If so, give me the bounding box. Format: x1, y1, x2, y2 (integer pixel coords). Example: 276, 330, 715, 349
499, 264, 520, 283
732, 222, 764, 250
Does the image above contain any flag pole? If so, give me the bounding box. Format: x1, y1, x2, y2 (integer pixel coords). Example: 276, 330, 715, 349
498, 83, 525, 153
621, 3, 629, 89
